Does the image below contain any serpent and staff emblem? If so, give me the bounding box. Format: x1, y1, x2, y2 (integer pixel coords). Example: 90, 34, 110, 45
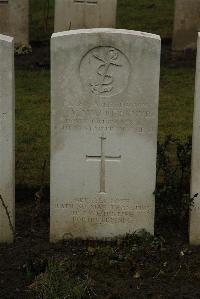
80, 46, 130, 97
89, 48, 122, 95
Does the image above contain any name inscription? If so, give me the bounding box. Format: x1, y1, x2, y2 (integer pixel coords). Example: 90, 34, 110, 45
56, 101, 156, 134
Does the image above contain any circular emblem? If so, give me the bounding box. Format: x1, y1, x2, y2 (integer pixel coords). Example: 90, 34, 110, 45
80, 46, 130, 97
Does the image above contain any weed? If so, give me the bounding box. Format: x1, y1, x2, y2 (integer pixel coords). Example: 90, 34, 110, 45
29, 258, 95, 299
156, 136, 193, 230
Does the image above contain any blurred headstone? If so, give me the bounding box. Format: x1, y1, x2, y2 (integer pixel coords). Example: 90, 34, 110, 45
0, 0, 29, 46
173, 0, 200, 51
54, 0, 117, 32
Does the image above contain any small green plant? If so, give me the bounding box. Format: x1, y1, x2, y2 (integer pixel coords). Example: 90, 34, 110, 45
29, 258, 95, 299
15, 44, 32, 55
156, 136, 194, 230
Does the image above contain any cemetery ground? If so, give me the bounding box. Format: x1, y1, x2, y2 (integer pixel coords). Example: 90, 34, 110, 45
1, 0, 200, 298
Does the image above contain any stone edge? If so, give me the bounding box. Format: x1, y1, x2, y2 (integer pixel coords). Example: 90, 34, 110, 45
0, 34, 13, 43
51, 28, 161, 41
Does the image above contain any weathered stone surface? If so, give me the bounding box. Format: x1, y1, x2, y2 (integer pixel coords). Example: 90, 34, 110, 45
0, 1, 9, 34
0, 0, 29, 46
54, 0, 117, 32
172, 0, 200, 51
190, 33, 200, 244
9, 0, 29, 45
0, 34, 15, 243
50, 29, 160, 241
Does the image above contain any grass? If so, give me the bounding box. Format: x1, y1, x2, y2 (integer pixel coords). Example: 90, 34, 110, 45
29, 258, 94, 299
159, 66, 195, 140
117, 0, 175, 39
16, 70, 50, 187
28, 232, 164, 298
30, 0, 55, 42
15, 0, 195, 187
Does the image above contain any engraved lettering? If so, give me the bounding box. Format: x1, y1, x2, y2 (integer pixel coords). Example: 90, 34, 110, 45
59, 198, 152, 226
74, 0, 97, 4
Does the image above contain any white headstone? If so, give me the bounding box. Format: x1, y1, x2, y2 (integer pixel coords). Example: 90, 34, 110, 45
190, 33, 200, 244
172, 0, 200, 51
50, 29, 161, 242
54, 0, 117, 32
0, 34, 15, 243
0, 0, 29, 46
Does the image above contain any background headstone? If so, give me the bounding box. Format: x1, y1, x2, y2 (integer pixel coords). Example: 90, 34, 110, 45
0, 1, 9, 34
50, 28, 160, 242
0, 0, 29, 46
0, 34, 15, 243
190, 33, 200, 244
172, 0, 200, 51
54, 0, 117, 32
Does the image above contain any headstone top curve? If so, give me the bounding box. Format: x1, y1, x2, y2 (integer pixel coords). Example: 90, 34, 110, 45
0, 34, 13, 43
51, 28, 161, 41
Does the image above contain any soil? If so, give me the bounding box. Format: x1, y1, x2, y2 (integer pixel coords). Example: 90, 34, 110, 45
1, 190, 200, 299
0, 41, 200, 299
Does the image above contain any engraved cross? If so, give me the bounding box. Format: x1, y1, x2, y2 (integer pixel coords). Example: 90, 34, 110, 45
86, 137, 121, 193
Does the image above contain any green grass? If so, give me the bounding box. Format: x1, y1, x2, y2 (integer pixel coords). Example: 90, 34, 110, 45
117, 0, 175, 39
159, 66, 195, 140
16, 70, 50, 187
30, 0, 55, 42
15, 0, 195, 187
29, 258, 94, 299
